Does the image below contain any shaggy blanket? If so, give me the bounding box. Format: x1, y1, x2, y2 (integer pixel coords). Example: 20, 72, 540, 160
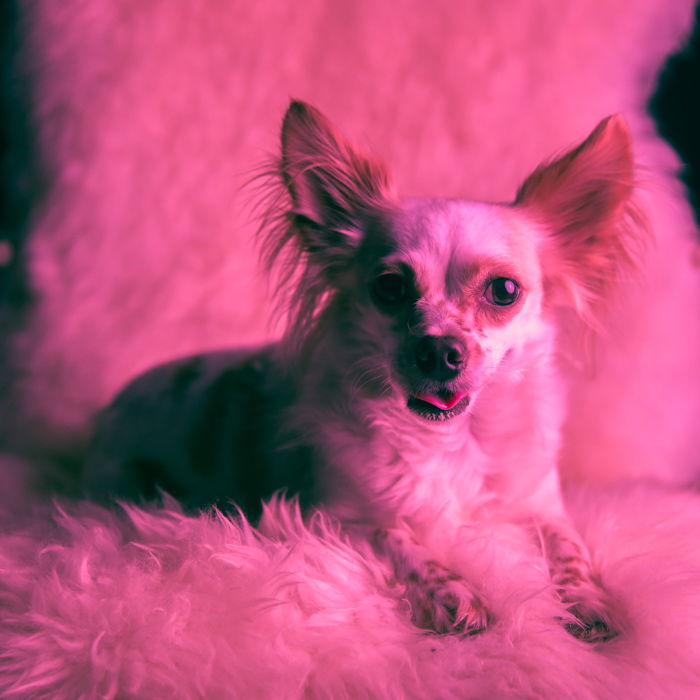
2, 483, 700, 699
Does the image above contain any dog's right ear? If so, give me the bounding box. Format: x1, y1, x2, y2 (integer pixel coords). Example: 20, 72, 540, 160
280, 101, 393, 271
515, 115, 643, 326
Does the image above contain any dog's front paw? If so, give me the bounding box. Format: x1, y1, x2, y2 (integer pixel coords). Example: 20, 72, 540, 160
405, 563, 489, 636
542, 525, 619, 643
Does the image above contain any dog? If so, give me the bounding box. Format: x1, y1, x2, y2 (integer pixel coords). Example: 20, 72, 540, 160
85, 100, 643, 642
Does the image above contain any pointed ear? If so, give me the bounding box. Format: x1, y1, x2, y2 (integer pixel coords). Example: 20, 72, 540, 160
516, 115, 642, 324
280, 100, 393, 268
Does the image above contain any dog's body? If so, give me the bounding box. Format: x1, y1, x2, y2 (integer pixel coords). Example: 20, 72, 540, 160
86, 101, 642, 641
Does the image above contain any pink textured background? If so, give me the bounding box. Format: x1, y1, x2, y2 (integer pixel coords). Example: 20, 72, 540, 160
9, 0, 700, 484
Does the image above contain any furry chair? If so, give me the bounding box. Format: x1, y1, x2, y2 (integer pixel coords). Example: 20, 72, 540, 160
1, 1, 699, 697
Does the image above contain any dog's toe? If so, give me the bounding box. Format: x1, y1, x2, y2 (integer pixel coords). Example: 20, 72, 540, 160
408, 578, 489, 637
565, 618, 617, 643
454, 593, 490, 637
563, 602, 619, 643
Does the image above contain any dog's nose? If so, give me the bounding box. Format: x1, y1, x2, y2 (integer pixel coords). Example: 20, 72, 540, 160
415, 336, 466, 380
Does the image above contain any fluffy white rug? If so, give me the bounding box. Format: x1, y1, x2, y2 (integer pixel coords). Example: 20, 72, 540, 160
2, 482, 700, 699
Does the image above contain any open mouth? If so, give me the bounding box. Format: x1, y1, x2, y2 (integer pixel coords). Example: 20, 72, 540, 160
407, 390, 470, 421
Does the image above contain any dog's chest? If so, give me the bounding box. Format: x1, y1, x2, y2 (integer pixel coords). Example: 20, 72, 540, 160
319, 412, 492, 526
319, 378, 564, 528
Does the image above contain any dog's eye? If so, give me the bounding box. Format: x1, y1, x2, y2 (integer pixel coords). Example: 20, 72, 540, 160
485, 277, 520, 306
371, 272, 407, 305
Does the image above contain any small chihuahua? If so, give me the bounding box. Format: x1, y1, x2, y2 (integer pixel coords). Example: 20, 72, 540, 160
86, 101, 643, 642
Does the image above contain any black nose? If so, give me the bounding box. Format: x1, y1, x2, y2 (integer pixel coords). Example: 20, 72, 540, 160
414, 336, 466, 380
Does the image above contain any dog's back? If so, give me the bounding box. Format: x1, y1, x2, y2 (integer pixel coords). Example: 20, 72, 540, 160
85, 346, 316, 515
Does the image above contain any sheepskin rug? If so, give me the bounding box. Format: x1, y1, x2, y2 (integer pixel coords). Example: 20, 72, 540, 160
2, 481, 700, 699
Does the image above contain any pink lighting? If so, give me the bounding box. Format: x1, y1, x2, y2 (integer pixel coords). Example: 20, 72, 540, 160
0, 1, 699, 696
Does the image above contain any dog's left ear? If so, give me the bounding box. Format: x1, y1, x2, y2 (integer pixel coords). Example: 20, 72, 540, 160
280, 101, 393, 274
516, 116, 641, 323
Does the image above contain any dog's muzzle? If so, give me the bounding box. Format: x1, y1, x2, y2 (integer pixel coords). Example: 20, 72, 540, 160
406, 335, 470, 421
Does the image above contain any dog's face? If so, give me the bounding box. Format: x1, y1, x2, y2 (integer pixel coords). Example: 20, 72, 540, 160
276, 101, 638, 421
353, 199, 547, 420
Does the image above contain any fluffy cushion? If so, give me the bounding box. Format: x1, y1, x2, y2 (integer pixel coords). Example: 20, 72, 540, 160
2, 483, 700, 698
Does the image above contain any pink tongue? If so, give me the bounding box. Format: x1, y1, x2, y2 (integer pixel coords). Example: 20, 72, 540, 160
414, 391, 466, 411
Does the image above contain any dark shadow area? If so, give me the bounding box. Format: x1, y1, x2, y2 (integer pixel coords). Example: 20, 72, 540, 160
0, 1, 43, 445
0, 2, 39, 318
650, 3, 700, 229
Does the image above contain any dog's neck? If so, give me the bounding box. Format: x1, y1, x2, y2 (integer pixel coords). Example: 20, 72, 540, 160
285, 316, 565, 528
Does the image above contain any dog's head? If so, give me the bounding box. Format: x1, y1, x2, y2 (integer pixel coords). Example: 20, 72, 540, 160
268, 101, 640, 421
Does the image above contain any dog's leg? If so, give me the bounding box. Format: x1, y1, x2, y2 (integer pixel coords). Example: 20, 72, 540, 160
540, 523, 618, 643
373, 528, 489, 636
